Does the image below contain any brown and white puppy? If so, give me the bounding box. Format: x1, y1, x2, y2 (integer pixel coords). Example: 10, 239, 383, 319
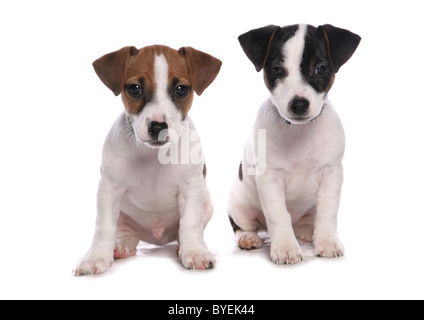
74, 45, 221, 275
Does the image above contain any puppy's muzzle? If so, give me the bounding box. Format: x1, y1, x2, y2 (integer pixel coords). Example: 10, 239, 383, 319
289, 97, 310, 116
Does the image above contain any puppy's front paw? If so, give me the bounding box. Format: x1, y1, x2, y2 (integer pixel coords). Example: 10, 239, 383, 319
314, 236, 345, 258
180, 249, 216, 270
270, 239, 303, 265
73, 253, 113, 276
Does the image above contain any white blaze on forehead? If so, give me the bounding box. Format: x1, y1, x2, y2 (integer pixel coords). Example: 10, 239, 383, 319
271, 24, 326, 123
136, 53, 182, 139
130, 53, 183, 144
154, 54, 169, 102
282, 24, 307, 84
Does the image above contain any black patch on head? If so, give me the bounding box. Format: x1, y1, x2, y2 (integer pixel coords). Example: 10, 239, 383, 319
229, 215, 242, 233
301, 26, 334, 93
263, 25, 299, 90
238, 25, 280, 72
238, 161, 243, 181
239, 23, 360, 95
318, 24, 361, 73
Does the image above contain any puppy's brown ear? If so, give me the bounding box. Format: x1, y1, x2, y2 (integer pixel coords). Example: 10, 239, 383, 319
178, 47, 222, 96
238, 25, 280, 72
93, 46, 139, 96
318, 25, 361, 73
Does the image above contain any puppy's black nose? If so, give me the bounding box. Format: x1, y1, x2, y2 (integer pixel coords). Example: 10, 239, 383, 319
289, 97, 310, 116
148, 121, 168, 140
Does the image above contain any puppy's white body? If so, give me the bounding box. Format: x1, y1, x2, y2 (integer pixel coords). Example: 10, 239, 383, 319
109, 114, 212, 245
77, 113, 213, 274
229, 99, 345, 262
75, 45, 221, 275
230, 23, 360, 264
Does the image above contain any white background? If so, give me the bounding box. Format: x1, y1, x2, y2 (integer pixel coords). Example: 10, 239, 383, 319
1, 0, 423, 300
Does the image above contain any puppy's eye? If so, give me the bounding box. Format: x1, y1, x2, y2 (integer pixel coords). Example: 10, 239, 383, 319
315, 65, 328, 76
127, 84, 143, 98
175, 85, 189, 97
272, 66, 285, 77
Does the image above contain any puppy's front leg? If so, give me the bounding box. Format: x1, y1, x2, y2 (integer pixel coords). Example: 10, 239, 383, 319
256, 172, 303, 264
74, 178, 125, 276
178, 174, 215, 270
314, 165, 345, 258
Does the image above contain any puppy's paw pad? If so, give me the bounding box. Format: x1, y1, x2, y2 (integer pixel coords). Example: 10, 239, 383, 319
271, 242, 303, 265
182, 251, 216, 270
314, 237, 345, 258
237, 232, 263, 250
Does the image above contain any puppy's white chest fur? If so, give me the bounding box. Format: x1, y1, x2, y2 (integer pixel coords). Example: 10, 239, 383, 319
122, 165, 179, 212
106, 113, 200, 213
248, 99, 344, 219
274, 110, 344, 176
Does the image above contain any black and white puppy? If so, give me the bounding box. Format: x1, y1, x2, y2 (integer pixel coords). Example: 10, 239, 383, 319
228, 24, 360, 264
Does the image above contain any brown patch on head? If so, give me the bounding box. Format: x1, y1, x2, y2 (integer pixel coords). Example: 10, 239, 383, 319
120, 46, 158, 115
118, 45, 194, 118
92, 46, 139, 96
93, 45, 221, 119
178, 47, 222, 95
163, 47, 195, 119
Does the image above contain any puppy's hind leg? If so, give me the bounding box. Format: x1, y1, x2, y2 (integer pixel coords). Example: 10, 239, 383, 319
228, 207, 263, 250
228, 180, 265, 250
293, 207, 316, 243
114, 236, 139, 259
114, 211, 140, 259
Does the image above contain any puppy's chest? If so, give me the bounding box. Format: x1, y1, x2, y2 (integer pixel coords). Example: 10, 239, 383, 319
273, 137, 335, 199
278, 138, 330, 171
280, 154, 322, 191
123, 162, 183, 211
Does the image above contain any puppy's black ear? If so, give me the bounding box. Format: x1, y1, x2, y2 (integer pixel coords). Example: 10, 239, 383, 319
318, 25, 361, 73
178, 47, 222, 96
238, 25, 280, 72
93, 46, 139, 96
